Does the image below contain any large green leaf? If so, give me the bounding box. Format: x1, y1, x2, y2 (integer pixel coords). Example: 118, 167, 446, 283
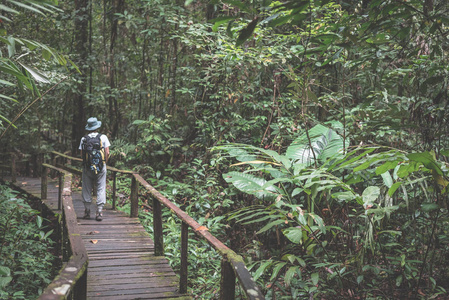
227, 146, 257, 163
253, 260, 273, 281
407, 152, 443, 175
0, 266, 11, 288
0, 266, 10, 276
18, 62, 50, 83
362, 186, 380, 208
286, 123, 347, 167
381, 171, 393, 188
283, 227, 302, 244
331, 191, 358, 202
257, 219, 286, 234
0, 277, 12, 289
0, 4, 19, 15
270, 262, 287, 281
388, 182, 402, 197
284, 266, 299, 286
223, 171, 281, 199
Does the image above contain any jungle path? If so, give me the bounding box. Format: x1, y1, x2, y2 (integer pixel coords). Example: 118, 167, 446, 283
9, 176, 190, 300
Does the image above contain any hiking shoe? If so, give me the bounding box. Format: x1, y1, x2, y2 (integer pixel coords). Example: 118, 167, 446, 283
83, 209, 91, 219
96, 213, 103, 221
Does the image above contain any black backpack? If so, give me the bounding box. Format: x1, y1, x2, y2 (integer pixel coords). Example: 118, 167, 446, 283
82, 134, 105, 174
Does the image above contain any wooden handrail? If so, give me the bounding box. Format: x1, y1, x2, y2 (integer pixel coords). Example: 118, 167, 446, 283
133, 173, 264, 299
0, 152, 41, 181
38, 167, 88, 299
49, 150, 135, 174
39, 151, 265, 299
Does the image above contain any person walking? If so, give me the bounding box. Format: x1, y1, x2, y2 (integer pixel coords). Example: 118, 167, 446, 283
79, 117, 111, 221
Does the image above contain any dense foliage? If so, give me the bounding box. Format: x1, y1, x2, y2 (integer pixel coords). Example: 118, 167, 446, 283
2, 0, 449, 298
0, 184, 57, 299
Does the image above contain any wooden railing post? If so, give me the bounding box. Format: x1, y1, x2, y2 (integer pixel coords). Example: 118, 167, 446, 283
25, 160, 30, 177
180, 221, 188, 294
58, 173, 63, 210
32, 153, 38, 177
112, 171, 117, 210
35, 153, 43, 177
75, 268, 88, 300
61, 207, 70, 261
50, 152, 56, 177
220, 258, 236, 300
153, 197, 164, 256
41, 166, 48, 200
130, 176, 139, 217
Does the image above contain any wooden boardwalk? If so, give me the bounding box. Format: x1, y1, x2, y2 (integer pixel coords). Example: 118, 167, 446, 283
9, 176, 190, 300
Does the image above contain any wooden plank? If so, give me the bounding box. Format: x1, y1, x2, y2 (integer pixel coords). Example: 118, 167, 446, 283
88, 257, 170, 266
79, 221, 146, 227
88, 280, 178, 289
87, 266, 176, 276
87, 286, 180, 297
84, 245, 153, 251
88, 273, 178, 281
82, 231, 150, 236
87, 252, 157, 259
84, 249, 155, 255
88, 293, 191, 300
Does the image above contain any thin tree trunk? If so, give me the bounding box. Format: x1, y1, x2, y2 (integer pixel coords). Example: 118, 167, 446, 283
89, 0, 93, 95
72, 0, 89, 155
157, 20, 165, 116
170, 22, 179, 115
424, 0, 433, 16
139, 35, 147, 120
108, 0, 125, 138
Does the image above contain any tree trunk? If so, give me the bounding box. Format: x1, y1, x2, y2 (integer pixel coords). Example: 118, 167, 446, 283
108, 0, 125, 139
157, 21, 165, 116
72, 0, 89, 155
424, 0, 433, 16
170, 28, 178, 115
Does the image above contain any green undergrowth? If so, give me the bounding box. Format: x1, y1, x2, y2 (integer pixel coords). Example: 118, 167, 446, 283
0, 183, 58, 300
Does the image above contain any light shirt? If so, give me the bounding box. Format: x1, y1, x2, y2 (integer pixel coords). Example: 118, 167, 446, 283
78, 132, 111, 150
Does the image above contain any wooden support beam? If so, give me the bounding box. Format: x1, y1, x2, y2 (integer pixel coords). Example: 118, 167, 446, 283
41, 166, 48, 200
153, 195, 164, 256
180, 221, 188, 294
220, 258, 236, 300
58, 173, 63, 210
130, 176, 138, 217
112, 171, 117, 210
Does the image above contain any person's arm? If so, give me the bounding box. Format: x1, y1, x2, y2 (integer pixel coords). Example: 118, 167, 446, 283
104, 147, 109, 163
101, 135, 111, 163
79, 137, 84, 160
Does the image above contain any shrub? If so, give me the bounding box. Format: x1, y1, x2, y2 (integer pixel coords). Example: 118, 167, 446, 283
0, 184, 57, 300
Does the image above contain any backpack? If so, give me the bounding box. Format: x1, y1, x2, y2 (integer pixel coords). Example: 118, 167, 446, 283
82, 134, 105, 174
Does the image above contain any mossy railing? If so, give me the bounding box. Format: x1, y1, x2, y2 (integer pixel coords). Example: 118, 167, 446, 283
38, 165, 88, 300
